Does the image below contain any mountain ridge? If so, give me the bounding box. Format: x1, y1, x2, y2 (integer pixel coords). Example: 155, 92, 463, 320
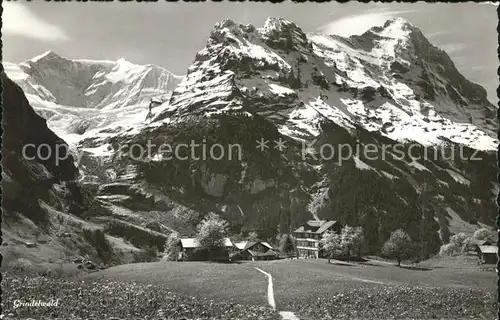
153, 17, 496, 151
2, 17, 497, 262
4, 52, 183, 147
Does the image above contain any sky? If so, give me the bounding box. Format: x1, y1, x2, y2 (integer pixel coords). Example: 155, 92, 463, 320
3, 2, 498, 103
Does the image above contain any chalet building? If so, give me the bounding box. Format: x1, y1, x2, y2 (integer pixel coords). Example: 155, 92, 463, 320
293, 220, 341, 259
469, 239, 492, 253
232, 241, 279, 261
478, 245, 498, 264
179, 238, 236, 261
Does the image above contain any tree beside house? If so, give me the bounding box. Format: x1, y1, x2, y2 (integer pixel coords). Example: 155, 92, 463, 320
320, 225, 364, 263
279, 234, 297, 259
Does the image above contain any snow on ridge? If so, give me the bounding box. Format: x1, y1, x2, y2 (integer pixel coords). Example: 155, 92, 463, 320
353, 156, 375, 171
308, 28, 497, 151
383, 17, 416, 32
369, 18, 413, 63
30, 50, 61, 63
269, 83, 295, 96
260, 17, 295, 34
161, 17, 497, 151
5, 52, 184, 148
81, 143, 114, 157
445, 169, 470, 185
3, 62, 29, 82
24, 51, 183, 80
74, 58, 116, 66
105, 59, 149, 84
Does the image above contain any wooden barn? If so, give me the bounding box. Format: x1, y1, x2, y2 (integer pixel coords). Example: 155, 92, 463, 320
179, 238, 236, 261
478, 245, 497, 264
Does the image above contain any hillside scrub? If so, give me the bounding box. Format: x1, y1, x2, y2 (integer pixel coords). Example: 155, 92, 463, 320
82, 228, 114, 264
105, 221, 167, 252
132, 246, 159, 263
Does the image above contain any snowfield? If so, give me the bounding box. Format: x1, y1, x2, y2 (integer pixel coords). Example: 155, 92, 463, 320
4, 52, 182, 148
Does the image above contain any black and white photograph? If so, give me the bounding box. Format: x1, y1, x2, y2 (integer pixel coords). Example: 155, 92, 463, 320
1, 2, 498, 319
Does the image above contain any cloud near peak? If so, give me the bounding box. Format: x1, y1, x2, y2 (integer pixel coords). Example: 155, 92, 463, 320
318, 10, 417, 37
4, 3, 70, 42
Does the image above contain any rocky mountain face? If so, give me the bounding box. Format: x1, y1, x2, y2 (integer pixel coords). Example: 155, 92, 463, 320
1, 69, 150, 264
156, 17, 496, 150
2, 71, 83, 227
349, 19, 496, 131
1, 68, 119, 268
4, 17, 497, 258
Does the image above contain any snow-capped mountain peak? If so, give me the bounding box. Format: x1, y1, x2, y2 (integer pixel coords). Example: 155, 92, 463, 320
4, 52, 183, 147
156, 17, 496, 151
383, 17, 416, 31
262, 16, 294, 29
4, 18, 497, 153
30, 50, 63, 63
363, 17, 417, 41
260, 17, 299, 36
352, 17, 421, 65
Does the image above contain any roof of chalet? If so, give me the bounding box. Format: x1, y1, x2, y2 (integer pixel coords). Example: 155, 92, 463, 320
234, 241, 274, 251
234, 241, 248, 250
180, 238, 234, 249
479, 245, 498, 254
470, 239, 492, 246
293, 220, 339, 234
246, 249, 279, 257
